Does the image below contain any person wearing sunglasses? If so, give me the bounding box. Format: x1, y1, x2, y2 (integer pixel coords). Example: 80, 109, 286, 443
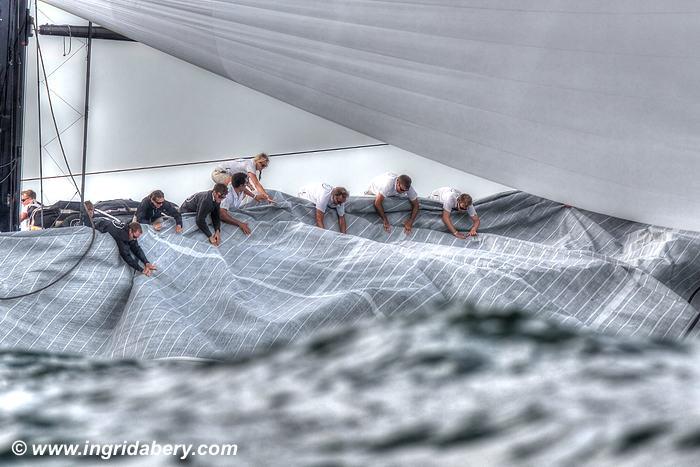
180, 183, 228, 246
19, 189, 43, 231
211, 152, 273, 203
365, 172, 420, 234
430, 187, 480, 239
219, 172, 253, 235
135, 189, 183, 233
298, 183, 349, 233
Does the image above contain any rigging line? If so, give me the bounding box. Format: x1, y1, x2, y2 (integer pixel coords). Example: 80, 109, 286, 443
36, 5, 56, 24
41, 41, 87, 83
38, 188, 80, 208
41, 145, 72, 180
35, 29, 81, 194
0, 21, 97, 302
43, 86, 85, 118
41, 115, 84, 149
19, 143, 391, 182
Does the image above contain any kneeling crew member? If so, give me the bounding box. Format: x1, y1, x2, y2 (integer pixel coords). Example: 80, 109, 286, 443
298, 183, 349, 233
211, 153, 273, 203
366, 172, 419, 234
136, 190, 183, 233
220, 172, 252, 235
181, 183, 228, 246
96, 220, 156, 276
430, 187, 480, 238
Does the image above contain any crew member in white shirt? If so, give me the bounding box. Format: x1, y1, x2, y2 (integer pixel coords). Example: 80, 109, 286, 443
220, 172, 253, 235
211, 152, 273, 203
365, 173, 419, 234
298, 183, 349, 233
19, 189, 42, 231
430, 187, 480, 238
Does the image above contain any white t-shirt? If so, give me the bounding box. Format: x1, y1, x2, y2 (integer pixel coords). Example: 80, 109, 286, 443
19, 204, 30, 231
298, 183, 346, 216
221, 187, 247, 211
430, 187, 477, 216
366, 173, 418, 200
19, 202, 42, 231
215, 159, 255, 176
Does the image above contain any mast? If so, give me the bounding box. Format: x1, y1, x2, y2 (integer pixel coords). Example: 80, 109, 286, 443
0, 0, 30, 231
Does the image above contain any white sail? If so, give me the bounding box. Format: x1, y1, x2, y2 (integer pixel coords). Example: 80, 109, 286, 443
44, 0, 700, 230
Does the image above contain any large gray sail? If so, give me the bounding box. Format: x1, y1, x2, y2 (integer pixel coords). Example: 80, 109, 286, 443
44, 0, 700, 231
2, 192, 699, 359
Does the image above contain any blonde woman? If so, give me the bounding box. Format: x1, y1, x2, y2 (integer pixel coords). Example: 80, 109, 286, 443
211, 153, 273, 202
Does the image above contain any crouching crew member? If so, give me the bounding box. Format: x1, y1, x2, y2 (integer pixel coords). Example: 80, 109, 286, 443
136, 190, 183, 233
211, 153, 273, 203
366, 172, 419, 234
430, 187, 480, 238
181, 183, 227, 246
298, 183, 349, 233
95, 219, 156, 276
220, 172, 252, 235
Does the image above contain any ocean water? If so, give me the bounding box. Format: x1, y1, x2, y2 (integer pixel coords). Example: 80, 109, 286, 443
0, 305, 699, 466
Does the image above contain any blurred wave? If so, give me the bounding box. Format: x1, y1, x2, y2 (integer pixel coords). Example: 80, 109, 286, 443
0, 304, 698, 465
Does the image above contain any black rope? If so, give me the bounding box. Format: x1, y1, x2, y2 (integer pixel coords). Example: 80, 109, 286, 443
682, 284, 700, 338
689, 285, 700, 305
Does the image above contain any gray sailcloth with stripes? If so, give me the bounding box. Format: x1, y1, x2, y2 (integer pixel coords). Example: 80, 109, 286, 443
1, 191, 699, 359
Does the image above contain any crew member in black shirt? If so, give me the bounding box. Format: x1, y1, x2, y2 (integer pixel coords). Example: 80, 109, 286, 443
95, 219, 157, 276
62, 200, 95, 227
136, 189, 183, 233
180, 183, 228, 246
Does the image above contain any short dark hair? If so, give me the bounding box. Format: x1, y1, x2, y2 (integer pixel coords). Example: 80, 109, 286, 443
150, 190, 165, 201
128, 222, 143, 234
232, 172, 248, 189
213, 183, 229, 196
397, 174, 412, 189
